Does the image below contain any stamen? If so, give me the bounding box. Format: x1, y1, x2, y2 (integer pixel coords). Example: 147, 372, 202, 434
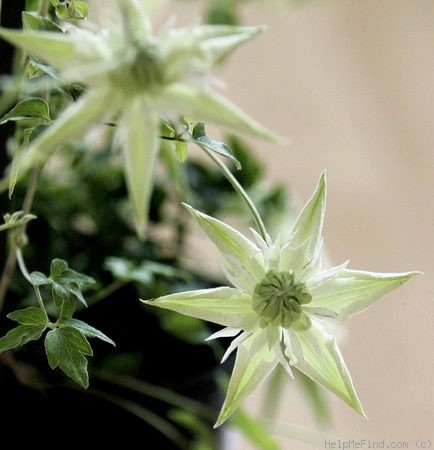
252, 270, 312, 330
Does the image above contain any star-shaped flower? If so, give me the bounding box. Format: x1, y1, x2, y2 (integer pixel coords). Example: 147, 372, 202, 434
142, 171, 420, 427
0, 0, 277, 237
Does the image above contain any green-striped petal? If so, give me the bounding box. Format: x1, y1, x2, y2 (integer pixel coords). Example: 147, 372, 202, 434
215, 330, 277, 427
294, 321, 365, 416
310, 269, 422, 322
162, 83, 282, 142
280, 171, 326, 272
15, 86, 118, 177
183, 204, 265, 281
114, 96, 159, 238
142, 287, 256, 328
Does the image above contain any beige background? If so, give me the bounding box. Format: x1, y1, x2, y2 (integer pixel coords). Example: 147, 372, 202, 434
214, 1, 434, 448
169, 1, 434, 448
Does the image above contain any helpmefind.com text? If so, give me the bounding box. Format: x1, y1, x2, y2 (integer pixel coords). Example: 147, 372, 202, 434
324, 439, 431, 449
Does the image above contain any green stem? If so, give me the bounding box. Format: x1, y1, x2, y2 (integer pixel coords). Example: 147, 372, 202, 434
86, 279, 126, 306
16, 246, 46, 312
199, 143, 268, 241
0, 168, 39, 313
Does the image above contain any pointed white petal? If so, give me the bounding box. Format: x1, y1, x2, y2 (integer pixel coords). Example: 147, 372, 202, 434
220, 330, 253, 363
280, 172, 326, 271
164, 24, 265, 68
183, 203, 265, 282
294, 320, 366, 416
142, 286, 257, 329
18, 87, 118, 176
274, 339, 295, 379
206, 326, 241, 341
162, 83, 282, 142
114, 96, 159, 238
305, 260, 349, 287
310, 269, 422, 322
214, 330, 278, 427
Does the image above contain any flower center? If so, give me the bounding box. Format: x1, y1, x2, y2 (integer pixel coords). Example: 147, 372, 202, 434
252, 270, 312, 330
111, 42, 164, 94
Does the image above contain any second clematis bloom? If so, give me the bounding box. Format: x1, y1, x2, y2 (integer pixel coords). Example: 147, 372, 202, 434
0, 0, 278, 237
142, 171, 420, 427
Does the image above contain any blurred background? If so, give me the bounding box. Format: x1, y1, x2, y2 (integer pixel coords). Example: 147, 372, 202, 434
171, 0, 433, 448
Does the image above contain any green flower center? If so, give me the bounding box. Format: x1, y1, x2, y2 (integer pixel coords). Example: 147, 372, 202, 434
111, 42, 164, 93
252, 270, 312, 331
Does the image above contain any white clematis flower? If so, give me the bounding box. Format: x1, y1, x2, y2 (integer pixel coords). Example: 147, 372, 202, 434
142, 171, 421, 427
0, 0, 278, 237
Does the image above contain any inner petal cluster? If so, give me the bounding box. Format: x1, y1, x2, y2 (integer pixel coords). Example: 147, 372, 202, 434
110, 42, 164, 94
252, 270, 312, 330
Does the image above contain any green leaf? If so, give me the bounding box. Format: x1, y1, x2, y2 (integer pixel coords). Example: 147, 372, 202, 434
52, 282, 71, 307
0, 98, 51, 125
27, 60, 61, 80
174, 140, 188, 163
59, 318, 115, 346
0, 324, 45, 352
59, 295, 76, 319
49, 258, 95, 306
22, 11, 62, 32
30, 270, 50, 286
192, 122, 241, 170
50, 258, 68, 277
104, 257, 189, 284
44, 327, 92, 388
7, 307, 48, 326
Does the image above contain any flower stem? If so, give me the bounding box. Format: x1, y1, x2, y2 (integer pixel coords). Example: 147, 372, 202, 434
0, 167, 39, 313
199, 143, 268, 241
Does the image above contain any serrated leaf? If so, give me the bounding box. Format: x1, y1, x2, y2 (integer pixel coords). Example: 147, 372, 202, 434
50, 258, 95, 289
59, 318, 115, 346
7, 307, 48, 326
0, 98, 51, 125
44, 327, 92, 388
48, 259, 95, 307
0, 324, 45, 352
22, 11, 62, 32
192, 122, 241, 170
